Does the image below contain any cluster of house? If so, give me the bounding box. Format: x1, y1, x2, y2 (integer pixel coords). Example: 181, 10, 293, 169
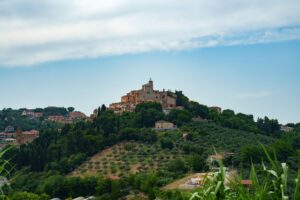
47, 111, 87, 124
109, 79, 177, 114
22, 109, 88, 124
22, 110, 43, 119
0, 125, 39, 147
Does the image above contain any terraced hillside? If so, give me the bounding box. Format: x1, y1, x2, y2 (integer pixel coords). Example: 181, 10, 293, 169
70, 141, 185, 177
70, 123, 274, 178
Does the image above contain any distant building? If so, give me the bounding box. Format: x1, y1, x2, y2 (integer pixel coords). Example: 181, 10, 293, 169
68, 111, 87, 120
16, 130, 39, 145
90, 108, 99, 119
4, 125, 14, 133
155, 120, 177, 130
1, 138, 17, 145
0, 132, 16, 139
280, 125, 294, 132
22, 110, 43, 119
109, 79, 177, 114
47, 115, 66, 123
22, 110, 34, 116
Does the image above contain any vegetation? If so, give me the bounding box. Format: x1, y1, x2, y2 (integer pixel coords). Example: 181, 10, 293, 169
0, 107, 72, 131
0, 91, 299, 199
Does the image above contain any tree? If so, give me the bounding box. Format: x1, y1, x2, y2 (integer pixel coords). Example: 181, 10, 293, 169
101, 104, 107, 113
167, 159, 188, 174
188, 155, 206, 171
167, 109, 192, 126
67, 107, 75, 112
10, 192, 49, 200
160, 138, 174, 149
188, 101, 209, 118
175, 91, 189, 108
135, 102, 164, 127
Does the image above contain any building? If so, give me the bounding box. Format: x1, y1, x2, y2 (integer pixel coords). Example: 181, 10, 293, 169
1, 138, 17, 145
0, 132, 16, 139
154, 120, 177, 130
47, 115, 66, 123
22, 110, 43, 119
4, 125, 14, 133
109, 79, 177, 114
68, 111, 87, 120
280, 125, 294, 132
16, 130, 39, 145
90, 108, 99, 119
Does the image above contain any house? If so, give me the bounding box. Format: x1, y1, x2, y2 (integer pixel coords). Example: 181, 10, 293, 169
0, 132, 16, 139
22, 110, 34, 116
47, 115, 66, 123
16, 130, 39, 145
4, 125, 14, 133
154, 120, 177, 130
68, 111, 87, 120
280, 125, 294, 132
109, 79, 177, 114
1, 138, 17, 145
22, 110, 43, 119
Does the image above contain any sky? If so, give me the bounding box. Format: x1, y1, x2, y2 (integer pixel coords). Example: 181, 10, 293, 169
0, 0, 300, 124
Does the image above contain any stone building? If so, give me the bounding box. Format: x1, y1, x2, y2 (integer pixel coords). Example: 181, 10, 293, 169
109, 79, 177, 114
154, 120, 177, 130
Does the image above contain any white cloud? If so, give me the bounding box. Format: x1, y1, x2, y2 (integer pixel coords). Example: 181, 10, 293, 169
237, 91, 272, 99
0, 0, 300, 66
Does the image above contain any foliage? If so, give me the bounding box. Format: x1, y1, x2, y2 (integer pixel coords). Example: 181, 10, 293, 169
190, 146, 300, 200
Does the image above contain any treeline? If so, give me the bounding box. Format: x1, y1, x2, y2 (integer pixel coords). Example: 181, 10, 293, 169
175, 91, 285, 137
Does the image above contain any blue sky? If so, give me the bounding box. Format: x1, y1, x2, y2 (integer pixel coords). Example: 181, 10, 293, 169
0, 0, 300, 123
1, 40, 300, 124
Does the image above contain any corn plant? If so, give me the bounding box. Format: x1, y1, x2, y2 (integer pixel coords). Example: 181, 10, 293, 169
190, 145, 300, 200
0, 147, 13, 199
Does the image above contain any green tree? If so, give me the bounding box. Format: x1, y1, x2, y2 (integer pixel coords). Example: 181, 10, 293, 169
67, 107, 75, 112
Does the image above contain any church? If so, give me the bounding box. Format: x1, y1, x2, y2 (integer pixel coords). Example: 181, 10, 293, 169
109, 79, 177, 114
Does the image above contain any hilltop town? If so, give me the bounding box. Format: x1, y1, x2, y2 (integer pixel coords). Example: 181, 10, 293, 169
109, 79, 177, 114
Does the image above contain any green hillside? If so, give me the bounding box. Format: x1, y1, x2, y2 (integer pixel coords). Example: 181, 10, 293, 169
0, 96, 299, 199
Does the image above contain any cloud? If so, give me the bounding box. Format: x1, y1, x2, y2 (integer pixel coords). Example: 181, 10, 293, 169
236, 91, 272, 99
1, 0, 300, 66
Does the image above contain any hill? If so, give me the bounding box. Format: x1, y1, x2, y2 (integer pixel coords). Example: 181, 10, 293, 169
1, 95, 299, 199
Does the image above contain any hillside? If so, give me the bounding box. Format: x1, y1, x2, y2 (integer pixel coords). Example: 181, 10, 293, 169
1, 99, 299, 199
70, 122, 274, 179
